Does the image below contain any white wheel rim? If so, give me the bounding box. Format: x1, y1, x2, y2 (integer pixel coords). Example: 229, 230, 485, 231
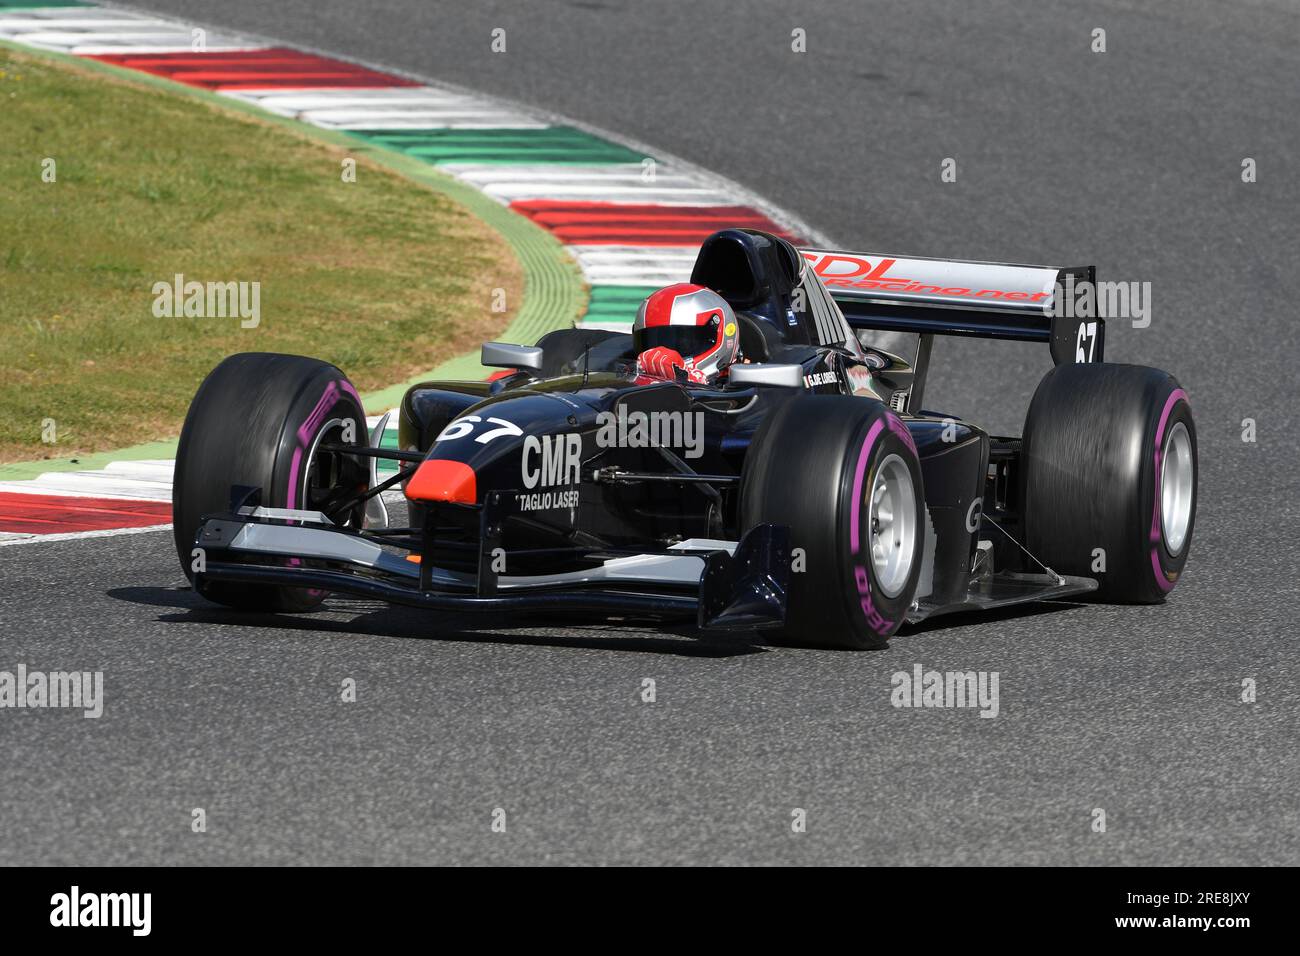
303, 416, 350, 519
1160, 420, 1193, 555
868, 453, 917, 599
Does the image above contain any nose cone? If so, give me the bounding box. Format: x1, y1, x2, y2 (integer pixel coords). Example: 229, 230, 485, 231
407, 392, 587, 504
405, 458, 477, 504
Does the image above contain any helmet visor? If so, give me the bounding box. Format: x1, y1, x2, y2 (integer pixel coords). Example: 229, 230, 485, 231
635, 321, 719, 358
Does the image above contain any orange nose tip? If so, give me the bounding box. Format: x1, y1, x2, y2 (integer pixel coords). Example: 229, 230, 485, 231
405, 459, 477, 504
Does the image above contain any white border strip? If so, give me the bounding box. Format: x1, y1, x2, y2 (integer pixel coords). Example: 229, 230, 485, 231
0, 522, 171, 548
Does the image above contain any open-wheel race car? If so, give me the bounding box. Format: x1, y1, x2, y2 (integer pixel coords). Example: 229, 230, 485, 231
172, 228, 1196, 649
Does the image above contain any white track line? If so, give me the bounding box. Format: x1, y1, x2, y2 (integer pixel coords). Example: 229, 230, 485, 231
0, 460, 174, 501
221, 87, 546, 129
0, 4, 264, 52
443, 163, 740, 206
0, 523, 172, 548
566, 244, 699, 285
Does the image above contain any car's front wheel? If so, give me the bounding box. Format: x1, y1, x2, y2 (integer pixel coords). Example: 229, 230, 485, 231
172, 352, 368, 611
740, 395, 925, 649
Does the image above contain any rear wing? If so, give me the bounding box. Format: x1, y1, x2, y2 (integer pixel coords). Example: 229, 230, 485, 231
801, 249, 1103, 367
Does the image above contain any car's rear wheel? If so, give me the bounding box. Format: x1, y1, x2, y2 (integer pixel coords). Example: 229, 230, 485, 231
740, 395, 925, 649
172, 352, 368, 611
1021, 362, 1197, 602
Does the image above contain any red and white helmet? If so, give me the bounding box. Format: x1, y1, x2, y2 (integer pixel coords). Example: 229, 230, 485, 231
632, 283, 739, 385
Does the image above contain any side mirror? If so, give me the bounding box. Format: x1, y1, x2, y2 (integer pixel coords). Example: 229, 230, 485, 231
727, 363, 804, 389
481, 342, 543, 372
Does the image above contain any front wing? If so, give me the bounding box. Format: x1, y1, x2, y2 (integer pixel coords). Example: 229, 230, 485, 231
191, 489, 791, 632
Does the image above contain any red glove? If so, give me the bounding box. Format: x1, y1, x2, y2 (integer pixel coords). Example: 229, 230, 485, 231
637, 346, 686, 381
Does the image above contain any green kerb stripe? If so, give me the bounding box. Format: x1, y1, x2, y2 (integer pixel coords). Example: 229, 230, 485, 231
346, 127, 648, 165
582, 285, 658, 325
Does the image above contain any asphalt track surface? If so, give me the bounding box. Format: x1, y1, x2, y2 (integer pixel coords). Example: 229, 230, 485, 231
3, 1, 1298, 865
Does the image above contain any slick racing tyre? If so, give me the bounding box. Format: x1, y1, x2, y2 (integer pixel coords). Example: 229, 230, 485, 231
1021, 363, 1197, 603
172, 352, 368, 611
740, 396, 924, 649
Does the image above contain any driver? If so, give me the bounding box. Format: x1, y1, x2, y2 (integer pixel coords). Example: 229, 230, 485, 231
631, 283, 740, 385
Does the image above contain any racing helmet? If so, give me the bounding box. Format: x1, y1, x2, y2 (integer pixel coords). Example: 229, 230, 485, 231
632, 283, 740, 384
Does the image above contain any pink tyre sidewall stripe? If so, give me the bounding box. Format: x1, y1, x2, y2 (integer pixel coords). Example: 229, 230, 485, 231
287, 379, 358, 510
847, 414, 908, 638
284, 378, 363, 599
849, 418, 887, 556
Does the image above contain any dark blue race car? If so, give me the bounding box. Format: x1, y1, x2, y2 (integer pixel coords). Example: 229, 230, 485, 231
171, 229, 1197, 649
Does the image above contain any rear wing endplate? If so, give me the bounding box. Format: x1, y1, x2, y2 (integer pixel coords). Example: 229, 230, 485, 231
801, 249, 1104, 365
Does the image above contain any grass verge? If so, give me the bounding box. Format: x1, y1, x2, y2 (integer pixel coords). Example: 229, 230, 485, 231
0, 45, 525, 462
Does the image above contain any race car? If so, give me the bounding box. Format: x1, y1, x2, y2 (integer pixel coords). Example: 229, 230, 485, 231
172, 228, 1197, 649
